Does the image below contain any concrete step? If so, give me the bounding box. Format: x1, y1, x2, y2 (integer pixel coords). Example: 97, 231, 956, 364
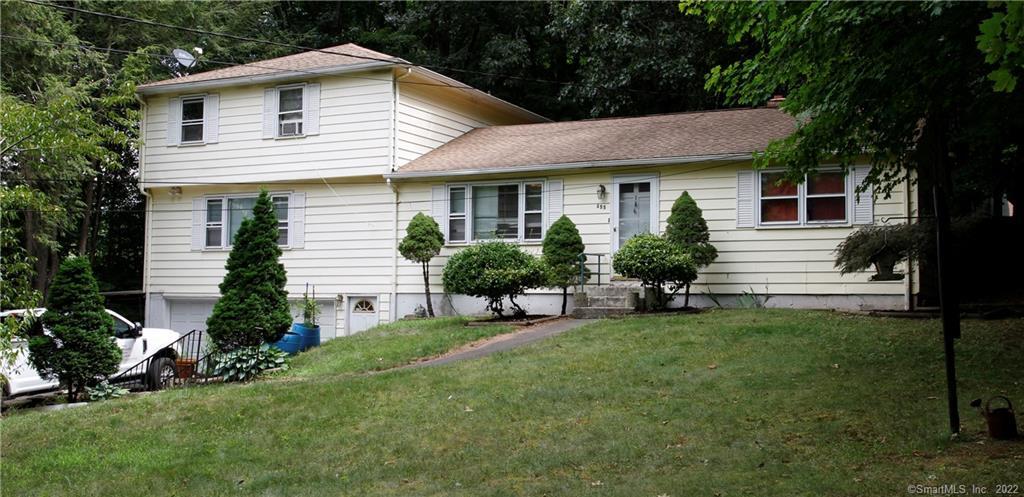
583, 285, 641, 297
572, 307, 637, 319
585, 295, 635, 308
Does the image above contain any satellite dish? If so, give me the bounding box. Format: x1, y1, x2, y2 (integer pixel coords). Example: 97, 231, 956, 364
172, 48, 196, 68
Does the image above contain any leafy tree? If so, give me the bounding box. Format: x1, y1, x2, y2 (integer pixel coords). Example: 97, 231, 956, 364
977, 1, 1024, 92
684, 0, 1024, 434
206, 191, 291, 351
442, 242, 545, 318
398, 213, 444, 317
541, 215, 587, 315
27, 257, 121, 402
612, 234, 697, 310
665, 191, 717, 307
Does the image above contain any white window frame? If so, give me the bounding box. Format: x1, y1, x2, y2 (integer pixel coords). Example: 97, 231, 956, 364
445, 180, 547, 244
277, 84, 305, 138
203, 192, 292, 249
180, 95, 205, 145
756, 167, 852, 227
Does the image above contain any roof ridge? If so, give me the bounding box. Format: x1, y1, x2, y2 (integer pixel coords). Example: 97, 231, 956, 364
469, 106, 780, 133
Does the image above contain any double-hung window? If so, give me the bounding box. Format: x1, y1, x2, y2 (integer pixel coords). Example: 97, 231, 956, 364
278, 86, 304, 137
446, 181, 545, 243
180, 96, 205, 143
757, 170, 849, 226
204, 194, 290, 248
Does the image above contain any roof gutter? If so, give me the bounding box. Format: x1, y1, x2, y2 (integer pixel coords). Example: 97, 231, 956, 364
136, 60, 398, 95
384, 153, 753, 180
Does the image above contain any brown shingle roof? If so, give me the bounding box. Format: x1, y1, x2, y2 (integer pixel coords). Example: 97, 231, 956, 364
137, 43, 403, 90
392, 108, 796, 176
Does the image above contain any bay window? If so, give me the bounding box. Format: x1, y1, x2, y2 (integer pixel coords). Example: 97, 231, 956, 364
446, 181, 545, 243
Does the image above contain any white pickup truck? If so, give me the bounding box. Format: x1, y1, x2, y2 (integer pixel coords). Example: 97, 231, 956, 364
1, 308, 183, 398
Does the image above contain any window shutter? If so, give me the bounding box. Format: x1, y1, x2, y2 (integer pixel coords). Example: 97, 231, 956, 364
203, 94, 219, 144
191, 197, 206, 250
304, 83, 321, 136
167, 97, 181, 146
263, 89, 278, 139
852, 165, 874, 225
546, 179, 564, 227
736, 171, 755, 228
431, 185, 447, 241
289, 192, 306, 248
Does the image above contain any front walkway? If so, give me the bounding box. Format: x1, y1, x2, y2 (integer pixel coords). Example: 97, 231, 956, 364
401, 318, 596, 369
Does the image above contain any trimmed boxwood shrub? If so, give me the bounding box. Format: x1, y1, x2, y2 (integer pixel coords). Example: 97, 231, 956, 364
665, 191, 718, 307
442, 241, 545, 318
542, 215, 589, 315
612, 234, 697, 310
206, 190, 291, 351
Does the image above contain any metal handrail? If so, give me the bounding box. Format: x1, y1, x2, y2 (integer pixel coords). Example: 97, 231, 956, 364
577, 252, 609, 290
110, 328, 213, 391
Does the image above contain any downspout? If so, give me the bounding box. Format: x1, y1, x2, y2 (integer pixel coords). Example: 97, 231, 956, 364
389, 67, 412, 323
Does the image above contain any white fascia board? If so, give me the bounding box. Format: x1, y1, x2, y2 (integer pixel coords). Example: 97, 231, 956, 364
136, 61, 397, 96
384, 153, 753, 180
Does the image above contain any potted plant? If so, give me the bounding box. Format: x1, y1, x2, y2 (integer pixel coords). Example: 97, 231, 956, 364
834, 224, 926, 281
292, 284, 321, 351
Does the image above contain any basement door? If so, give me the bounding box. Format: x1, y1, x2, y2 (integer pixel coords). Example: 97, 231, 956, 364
347, 297, 379, 335
611, 174, 659, 252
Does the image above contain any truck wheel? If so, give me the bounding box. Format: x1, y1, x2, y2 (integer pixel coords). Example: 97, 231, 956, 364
147, 357, 177, 391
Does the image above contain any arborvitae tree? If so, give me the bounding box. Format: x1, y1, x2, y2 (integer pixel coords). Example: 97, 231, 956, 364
398, 212, 444, 317
665, 191, 718, 307
28, 257, 121, 402
206, 190, 291, 351
542, 215, 588, 315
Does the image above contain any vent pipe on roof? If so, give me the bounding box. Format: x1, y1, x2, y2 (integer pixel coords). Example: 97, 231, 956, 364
766, 95, 786, 108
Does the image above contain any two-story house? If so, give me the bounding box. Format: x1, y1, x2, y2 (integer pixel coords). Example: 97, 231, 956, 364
137, 44, 915, 339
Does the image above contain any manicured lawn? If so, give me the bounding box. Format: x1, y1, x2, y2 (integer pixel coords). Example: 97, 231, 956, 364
2, 310, 1022, 496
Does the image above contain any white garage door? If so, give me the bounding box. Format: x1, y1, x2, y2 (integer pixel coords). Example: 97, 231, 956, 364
169, 300, 215, 333
316, 300, 337, 342
170, 299, 338, 343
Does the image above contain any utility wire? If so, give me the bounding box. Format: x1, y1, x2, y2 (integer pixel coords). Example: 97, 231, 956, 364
24, 0, 704, 98
5, 159, 755, 214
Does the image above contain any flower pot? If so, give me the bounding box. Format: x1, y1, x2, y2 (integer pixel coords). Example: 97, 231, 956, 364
272, 331, 304, 355
175, 358, 197, 379
292, 323, 321, 351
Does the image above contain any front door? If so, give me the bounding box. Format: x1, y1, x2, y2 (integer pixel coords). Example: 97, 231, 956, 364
612, 176, 657, 252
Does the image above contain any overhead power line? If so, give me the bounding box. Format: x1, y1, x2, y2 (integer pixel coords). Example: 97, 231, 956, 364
23, 0, 703, 99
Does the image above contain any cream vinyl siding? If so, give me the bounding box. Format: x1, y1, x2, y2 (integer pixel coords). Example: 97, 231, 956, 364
145, 182, 397, 298
392, 161, 910, 297
395, 82, 525, 167
143, 70, 394, 186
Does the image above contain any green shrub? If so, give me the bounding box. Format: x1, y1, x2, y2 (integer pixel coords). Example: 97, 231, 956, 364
442, 242, 545, 318
85, 380, 129, 401
665, 191, 718, 307
542, 215, 588, 315
212, 344, 289, 382
834, 224, 926, 280
206, 190, 291, 351
28, 257, 121, 402
398, 212, 444, 317
612, 234, 697, 310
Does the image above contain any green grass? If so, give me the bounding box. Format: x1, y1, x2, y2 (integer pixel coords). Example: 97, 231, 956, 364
2, 310, 1021, 496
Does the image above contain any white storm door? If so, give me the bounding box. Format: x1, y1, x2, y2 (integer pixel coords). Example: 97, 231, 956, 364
611, 175, 658, 252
